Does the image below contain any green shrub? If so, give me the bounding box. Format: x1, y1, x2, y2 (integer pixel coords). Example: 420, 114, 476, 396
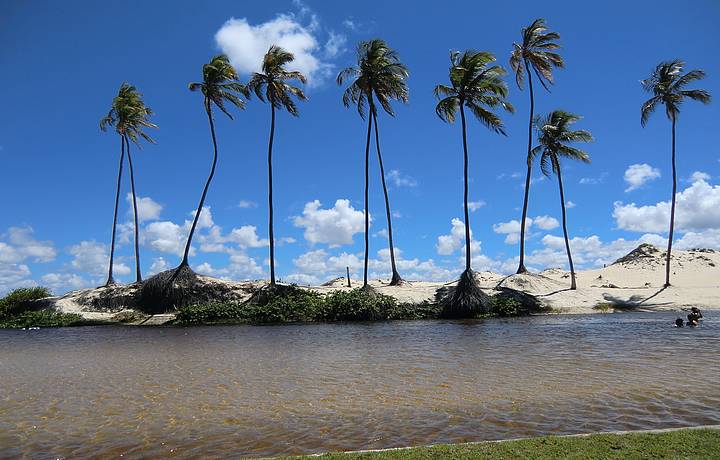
0, 287, 52, 318
245, 286, 325, 323
175, 302, 246, 325
321, 289, 398, 321
490, 295, 524, 317
386, 301, 442, 320
0, 310, 86, 328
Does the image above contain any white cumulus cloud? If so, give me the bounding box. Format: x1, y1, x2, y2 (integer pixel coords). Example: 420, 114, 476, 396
293, 199, 365, 246
624, 163, 661, 192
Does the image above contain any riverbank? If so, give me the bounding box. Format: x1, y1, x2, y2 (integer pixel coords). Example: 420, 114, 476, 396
18, 244, 720, 326
278, 426, 720, 459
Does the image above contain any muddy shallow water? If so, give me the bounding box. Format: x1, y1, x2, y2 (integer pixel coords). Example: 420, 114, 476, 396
1, 312, 718, 459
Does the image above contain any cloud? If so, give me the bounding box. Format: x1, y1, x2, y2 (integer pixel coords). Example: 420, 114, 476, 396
215, 11, 341, 85
566, 200, 576, 209
624, 163, 661, 192
0, 263, 34, 294
227, 225, 269, 249
0, 226, 56, 264
613, 177, 720, 233
387, 170, 418, 188
293, 199, 365, 246
237, 200, 258, 209
579, 172, 608, 185
533, 215, 560, 230
436, 218, 481, 255
68, 241, 130, 277
125, 194, 162, 223
148, 257, 170, 275
690, 171, 710, 182
41, 273, 91, 292
468, 201, 486, 212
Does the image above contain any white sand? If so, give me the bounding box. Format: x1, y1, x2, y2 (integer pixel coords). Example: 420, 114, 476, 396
48, 245, 719, 323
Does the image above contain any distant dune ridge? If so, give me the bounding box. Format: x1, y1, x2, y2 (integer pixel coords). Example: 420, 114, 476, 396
38, 244, 719, 324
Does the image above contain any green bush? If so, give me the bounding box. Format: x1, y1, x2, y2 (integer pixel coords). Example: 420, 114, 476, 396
0, 310, 86, 328
321, 289, 398, 321
386, 301, 442, 320
175, 302, 246, 325
245, 286, 325, 323
0, 287, 52, 318
490, 295, 524, 317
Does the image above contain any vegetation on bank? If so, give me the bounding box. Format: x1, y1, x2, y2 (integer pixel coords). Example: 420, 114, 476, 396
282, 428, 720, 459
0, 287, 91, 328
174, 285, 537, 326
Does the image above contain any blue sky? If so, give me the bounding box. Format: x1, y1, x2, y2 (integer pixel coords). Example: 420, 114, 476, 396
1, 0, 719, 294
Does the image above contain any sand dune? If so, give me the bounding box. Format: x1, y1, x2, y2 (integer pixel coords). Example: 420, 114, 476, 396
46, 244, 719, 322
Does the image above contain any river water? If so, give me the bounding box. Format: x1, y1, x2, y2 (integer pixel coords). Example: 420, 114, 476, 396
1, 312, 718, 459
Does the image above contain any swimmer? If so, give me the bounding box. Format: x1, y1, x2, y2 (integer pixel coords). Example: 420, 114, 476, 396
675, 318, 684, 327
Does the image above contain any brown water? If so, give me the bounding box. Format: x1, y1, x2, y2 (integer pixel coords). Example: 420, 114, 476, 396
1, 312, 718, 459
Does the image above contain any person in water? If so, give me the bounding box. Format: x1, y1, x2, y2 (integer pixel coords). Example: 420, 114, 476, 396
687, 307, 703, 326
675, 318, 684, 327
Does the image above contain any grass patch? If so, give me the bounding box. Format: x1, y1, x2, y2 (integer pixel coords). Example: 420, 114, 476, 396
593, 302, 615, 312
282, 427, 720, 459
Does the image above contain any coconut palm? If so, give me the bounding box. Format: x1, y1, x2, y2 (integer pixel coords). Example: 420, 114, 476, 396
640, 60, 711, 287
532, 110, 593, 290
181, 55, 248, 269
247, 45, 307, 287
509, 18, 564, 274
100, 83, 157, 285
434, 50, 514, 316
337, 39, 409, 287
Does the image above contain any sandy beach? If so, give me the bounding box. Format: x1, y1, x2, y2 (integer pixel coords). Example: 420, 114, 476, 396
44, 244, 719, 324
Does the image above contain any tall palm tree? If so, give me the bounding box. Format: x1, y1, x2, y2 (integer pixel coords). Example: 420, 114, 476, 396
248, 45, 307, 287
533, 110, 593, 290
434, 50, 514, 316
181, 55, 248, 270
337, 39, 409, 287
100, 83, 157, 285
509, 18, 564, 274
640, 60, 711, 287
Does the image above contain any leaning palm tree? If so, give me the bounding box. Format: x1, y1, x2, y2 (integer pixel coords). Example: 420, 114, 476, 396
100, 83, 157, 285
141, 55, 247, 312
533, 110, 593, 290
337, 39, 409, 287
509, 18, 564, 274
434, 50, 514, 317
180, 55, 248, 270
247, 45, 307, 287
640, 60, 711, 287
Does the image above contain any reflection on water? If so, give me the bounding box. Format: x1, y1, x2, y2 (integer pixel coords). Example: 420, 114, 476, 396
1, 312, 718, 458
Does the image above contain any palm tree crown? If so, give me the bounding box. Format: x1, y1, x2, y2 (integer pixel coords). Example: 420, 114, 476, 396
247, 46, 307, 115
641, 60, 711, 125
337, 39, 409, 118
509, 18, 564, 91
434, 50, 514, 132
188, 54, 249, 118
533, 110, 593, 173
100, 83, 157, 144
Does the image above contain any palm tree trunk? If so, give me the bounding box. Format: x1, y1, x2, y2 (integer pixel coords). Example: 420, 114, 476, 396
362, 108, 372, 287
268, 105, 277, 286
372, 110, 403, 285
180, 99, 217, 268
517, 58, 535, 274
460, 103, 472, 273
105, 135, 125, 286
665, 117, 677, 287
125, 136, 142, 283
556, 166, 576, 290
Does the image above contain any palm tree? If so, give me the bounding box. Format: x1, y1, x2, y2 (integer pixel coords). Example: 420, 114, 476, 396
434, 50, 514, 316
533, 110, 593, 290
640, 60, 711, 287
100, 83, 157, 285
509, 18, 564, 274
337, 39, 409, 287
181, 55, 248, 270
248, 45, 307, 287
